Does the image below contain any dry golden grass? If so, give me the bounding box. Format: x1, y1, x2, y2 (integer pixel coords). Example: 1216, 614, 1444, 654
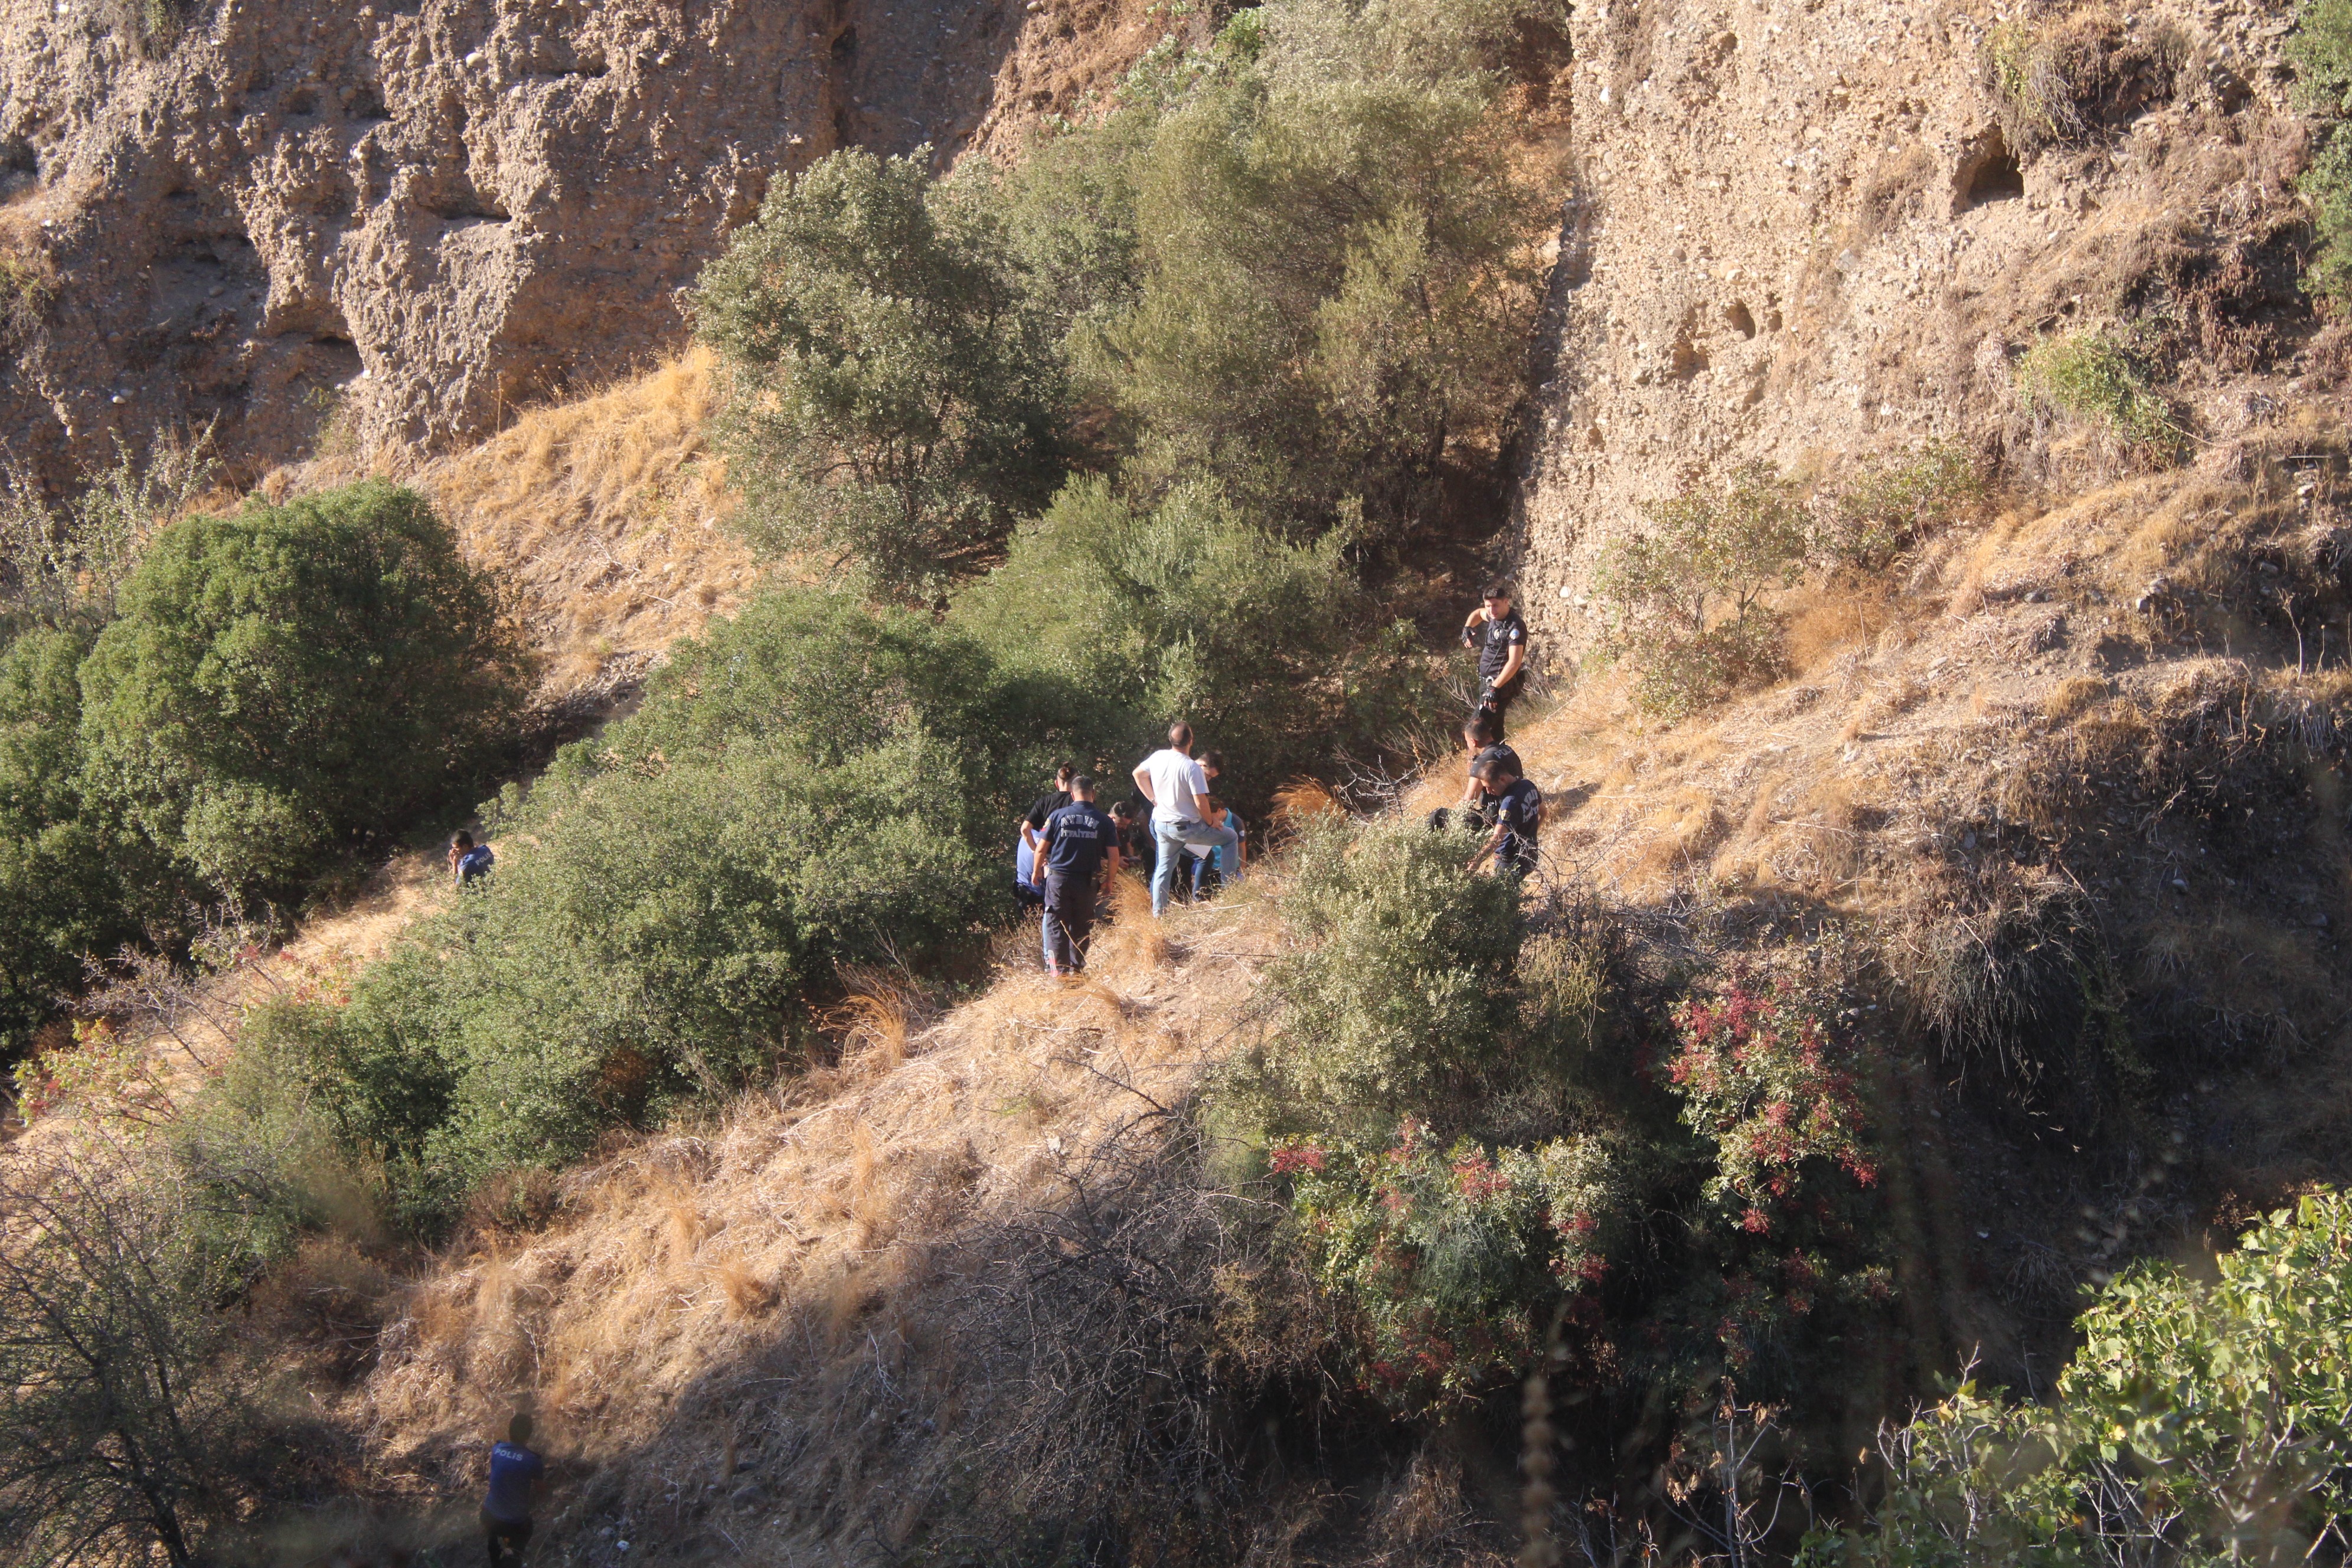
419, 348, 764, 690
2044, 674, 2113, 720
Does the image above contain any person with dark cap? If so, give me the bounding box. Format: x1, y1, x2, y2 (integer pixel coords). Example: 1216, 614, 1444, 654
1461, 580, 1530, 740
481, 1412, 545, 1566
1032, 774, 1121, 976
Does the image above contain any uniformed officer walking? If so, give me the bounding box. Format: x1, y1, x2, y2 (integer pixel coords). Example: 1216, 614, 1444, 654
1461, 580, 1530, 740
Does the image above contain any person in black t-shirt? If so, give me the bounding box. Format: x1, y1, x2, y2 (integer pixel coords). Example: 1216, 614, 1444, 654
1033, 775, 1121, 976
1461, 580, 1530, 741
1014, 763, 1076, 913
1466, 752, 1541, 880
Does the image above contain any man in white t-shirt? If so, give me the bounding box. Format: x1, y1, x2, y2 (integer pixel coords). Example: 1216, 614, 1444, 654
1131, 720, 1243, 917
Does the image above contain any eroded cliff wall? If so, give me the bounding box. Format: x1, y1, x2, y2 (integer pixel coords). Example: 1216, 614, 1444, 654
1513, 0, 2315, 654
0, 0, 1160, 479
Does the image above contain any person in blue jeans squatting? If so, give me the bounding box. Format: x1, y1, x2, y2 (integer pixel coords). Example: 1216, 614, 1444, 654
481, 1412, 545, 1566
1132, 722, 1242, 918
1031, 775, 1121, 976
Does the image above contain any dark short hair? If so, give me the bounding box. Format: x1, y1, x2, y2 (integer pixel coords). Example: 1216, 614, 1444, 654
452, 831, 475, 850
1201, 749, 1224, 773
1110, 800, 1137, 819
1464, 714, 1499, 747
509, 1412, 534, 1445
1471, 753, 1522, 784
1481, 579, 1515, 602
1054, 760, 1076, 782
1168, 721, 1193, 748
1070, 773, 1095, 794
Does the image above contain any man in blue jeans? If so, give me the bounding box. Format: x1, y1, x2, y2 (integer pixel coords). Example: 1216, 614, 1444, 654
1132, 721, 1242, 917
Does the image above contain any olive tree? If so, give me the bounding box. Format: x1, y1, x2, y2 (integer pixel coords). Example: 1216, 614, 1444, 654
694, 148, 1070, 600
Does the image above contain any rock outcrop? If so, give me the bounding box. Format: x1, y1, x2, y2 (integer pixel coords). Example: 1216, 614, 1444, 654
0, 0, 1159, 481
1512, 0, 2316, 656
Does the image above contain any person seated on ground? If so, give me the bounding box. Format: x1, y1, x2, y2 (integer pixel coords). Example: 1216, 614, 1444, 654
1031, 774, 1121, 977
1133, 721, 1242, 919
481, 1412, 545, 1567
449, 831, 495, 887
1461, 579, 1530, 741
1191, 795, 1247, 901
1465, 751, 1542, 880
1014, 763, 1076, 912
1108, 800, 1146, 885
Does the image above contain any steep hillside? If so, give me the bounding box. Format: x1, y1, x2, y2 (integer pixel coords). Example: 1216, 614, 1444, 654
1512, 0, 2319, 654
0, 0, 1172, 482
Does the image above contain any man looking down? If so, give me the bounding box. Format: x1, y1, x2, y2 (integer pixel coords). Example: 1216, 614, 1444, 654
1466, 752, 1541, 880
1033, 774, 1119, 976
1132, 722, 1242, 918
1461, 580, 1530, 740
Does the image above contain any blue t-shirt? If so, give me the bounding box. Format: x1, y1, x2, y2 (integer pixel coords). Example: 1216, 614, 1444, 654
457, 844, 495, 882
1040, 801, 1116, 880
484, 1440, 544, 1524
1214, 812, 1246, 875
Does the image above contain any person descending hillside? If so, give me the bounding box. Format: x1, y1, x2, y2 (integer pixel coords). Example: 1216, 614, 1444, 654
1466, 750, 1542, 880
1133, 722, 1242, 917
1033, 774, 1121, 976
1461, 580, 1530, 740
481, 1412, 545, 1567
1430, 714, 1520, 832
449, 831, 495, 887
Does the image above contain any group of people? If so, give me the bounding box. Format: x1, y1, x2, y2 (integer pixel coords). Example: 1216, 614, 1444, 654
1009, 582, 1544, 977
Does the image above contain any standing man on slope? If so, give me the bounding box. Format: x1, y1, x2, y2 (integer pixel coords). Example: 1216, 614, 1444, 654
1133, 722, 1242, 918
480, 1412, 545, 1567
1032, 774, 1120, 976
1461, 580, 1530, 741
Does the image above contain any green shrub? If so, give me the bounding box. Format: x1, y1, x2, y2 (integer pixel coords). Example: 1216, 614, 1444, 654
0, 627, 178, 1053
1249, 816, 1526, 1123
2292, 0, 2352, 303
1593, 463, 1809, 718
1804, 1190, 2352, 1567
2014, 329, 2183, 455
953, 479, 1451, 806
1829, 441, 1987, 570
694, 148, 1069, 600
1, 428, 215, 637
76, 481, 528, 894
1276, 1123, 1623, 1406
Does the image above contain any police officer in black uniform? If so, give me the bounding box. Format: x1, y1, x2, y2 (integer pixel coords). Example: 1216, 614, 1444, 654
1461, 580, 1530, 741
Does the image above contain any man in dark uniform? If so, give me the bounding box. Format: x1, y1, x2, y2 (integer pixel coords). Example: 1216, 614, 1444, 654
1461, 580, 1530, 740
1033, 775, 1121, 976
1466, 751, 1541, 880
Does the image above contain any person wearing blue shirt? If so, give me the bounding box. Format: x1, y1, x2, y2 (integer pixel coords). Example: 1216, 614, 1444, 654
449, 831, 495, 886
481, 1412, 545, 1566
1032, 775, 1121, 977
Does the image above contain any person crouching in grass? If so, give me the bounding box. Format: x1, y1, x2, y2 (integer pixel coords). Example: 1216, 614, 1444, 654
1032, 774, 1121, 977
1465, 751, 1541, 881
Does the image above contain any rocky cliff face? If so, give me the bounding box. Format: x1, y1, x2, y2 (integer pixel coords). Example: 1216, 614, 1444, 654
0, 0, 1158, 481
1511, 0, 2316, 655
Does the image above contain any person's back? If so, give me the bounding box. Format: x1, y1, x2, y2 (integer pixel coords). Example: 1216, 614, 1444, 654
1491, 774, 1543, 876
1037, 781, 1119, 975
1138, 746, 1205, 825
481, 1413, 544, 1566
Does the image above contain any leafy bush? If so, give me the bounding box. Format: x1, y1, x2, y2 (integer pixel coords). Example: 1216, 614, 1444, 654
1593, 464, 1809, 718
1, 427, 215, 636
1278, 1123, 1623, 1406
1805, 1190, 2352, 1566
2014, 329, 2183, 455
695, 148, 1069, 600
2292, 0, 2352, 302
76, 481, 528, 893
1668, 975, 1879, 1233
0, 627, 178, 1053
953, 479, 1452, 805
1828, 441, 1987, 570
1251, 816, 1527, 1123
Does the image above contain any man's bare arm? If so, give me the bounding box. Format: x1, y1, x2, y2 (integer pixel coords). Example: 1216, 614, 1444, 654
1132, 763, 1155, 805
1496, 641, 1526, 685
